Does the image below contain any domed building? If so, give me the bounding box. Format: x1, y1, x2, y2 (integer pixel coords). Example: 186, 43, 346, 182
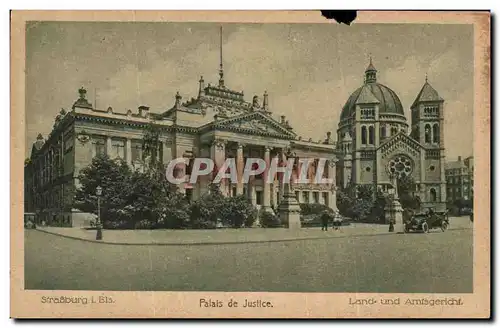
336, 59, 446, 209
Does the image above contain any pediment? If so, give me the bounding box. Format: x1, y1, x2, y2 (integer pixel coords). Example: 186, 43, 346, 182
379, 132, 423, 159
214, 112, 296, 139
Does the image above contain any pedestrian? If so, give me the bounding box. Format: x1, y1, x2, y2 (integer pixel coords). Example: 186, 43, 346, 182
321, 210, 329, 231
333, 211, 343, 231
388, 218, 395, 232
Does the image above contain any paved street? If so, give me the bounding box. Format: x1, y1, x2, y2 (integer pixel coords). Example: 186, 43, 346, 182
25, 227, 473, 293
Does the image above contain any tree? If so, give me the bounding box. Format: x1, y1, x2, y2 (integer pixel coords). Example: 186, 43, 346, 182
396, 175, 421, 210
189, 184, 225, 229
337, 189, 354, 218
357, 184, 375, 201
220, 195, 257, 228
74, 155, 132, 228
142, 123, 164, 179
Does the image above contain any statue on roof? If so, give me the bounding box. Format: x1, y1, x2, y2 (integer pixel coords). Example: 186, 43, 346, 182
252, 95, 260, 110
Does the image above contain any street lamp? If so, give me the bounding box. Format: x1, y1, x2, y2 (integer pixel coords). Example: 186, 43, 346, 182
95, 185, 103, 240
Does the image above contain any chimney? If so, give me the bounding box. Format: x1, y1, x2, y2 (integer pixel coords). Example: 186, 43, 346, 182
458, 156, 462, 161
280, 115, 286, 124
138, 105, 150, 117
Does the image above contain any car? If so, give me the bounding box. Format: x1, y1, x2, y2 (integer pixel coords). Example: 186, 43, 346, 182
404, 211, 449, 233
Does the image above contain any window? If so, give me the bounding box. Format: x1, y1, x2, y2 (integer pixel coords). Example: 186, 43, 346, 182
425, 124, 431, 143
256, 191, 263, 206
303, 191, 309, 203
92, 138, 106, 157
111, 139, 125, 159
313, 192, 320, 203
295, 191, 300, 202
368, 126, 374, 145
430, 188, 437, 202
322, 192, 328, 205
391, 127, 397, 135
361, 126, 367, 145
381, 126, 386, 139
432, 124, 439, 143
131, 140, 143, 161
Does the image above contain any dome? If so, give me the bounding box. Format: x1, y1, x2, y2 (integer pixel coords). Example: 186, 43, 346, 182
340, 82, 405, 120
339, 59, 405, 121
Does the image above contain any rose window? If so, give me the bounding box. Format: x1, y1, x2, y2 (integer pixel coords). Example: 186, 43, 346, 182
388, 155, 413, 178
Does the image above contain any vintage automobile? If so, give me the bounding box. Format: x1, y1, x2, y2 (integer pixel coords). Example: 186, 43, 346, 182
404, 210, 449, 233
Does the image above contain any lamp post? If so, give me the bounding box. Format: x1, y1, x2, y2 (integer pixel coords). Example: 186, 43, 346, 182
95, 185, 103, 240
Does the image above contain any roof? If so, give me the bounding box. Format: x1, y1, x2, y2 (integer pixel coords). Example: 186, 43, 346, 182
340, 82, 405, 119
355, 85, 380, 105
411, 81, 444, 108
445, 160, 467, 170
365, 61, 377, 72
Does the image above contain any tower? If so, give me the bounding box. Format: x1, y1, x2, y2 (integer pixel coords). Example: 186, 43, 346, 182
410, 76, 445, 204
218, 25, 225, 88
353, 58, 380, 186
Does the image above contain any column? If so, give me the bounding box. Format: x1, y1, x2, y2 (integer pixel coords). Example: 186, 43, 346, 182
106, 136, 112, 157
211, 138, 227, 195
247, 180, 256, 205
277, 149, 285, 202
126, 139, 132, 165
328, 159, 338, 211
309, 191, 314, 204
262, 146, 271, 208
236, 143, 244, 195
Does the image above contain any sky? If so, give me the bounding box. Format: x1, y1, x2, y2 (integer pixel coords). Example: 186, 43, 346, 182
25, 22, 474, 160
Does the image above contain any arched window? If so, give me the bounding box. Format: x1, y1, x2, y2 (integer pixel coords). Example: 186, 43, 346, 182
425, 124, 431, 143
361, 126, 367, 145
430, 188, 437, 202
432, 124, 439, 143
381, 126, 386, 139
368, 126, 374, 145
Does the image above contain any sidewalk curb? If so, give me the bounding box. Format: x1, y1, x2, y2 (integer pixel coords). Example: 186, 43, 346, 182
31, 227, 470, 247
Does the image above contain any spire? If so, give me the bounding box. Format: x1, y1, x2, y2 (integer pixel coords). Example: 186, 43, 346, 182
218, 25, 224, 88
411, 77, 444, 109
365, 55, 377, 84
198, 76, 205, 98
262, 90, 269, 111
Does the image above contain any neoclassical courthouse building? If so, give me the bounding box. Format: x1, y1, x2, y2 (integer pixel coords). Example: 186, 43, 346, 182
25, 56, 447, 226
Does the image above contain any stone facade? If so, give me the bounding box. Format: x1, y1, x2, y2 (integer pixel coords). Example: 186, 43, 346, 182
25, 76, 338, 227
336, 59, 447, 209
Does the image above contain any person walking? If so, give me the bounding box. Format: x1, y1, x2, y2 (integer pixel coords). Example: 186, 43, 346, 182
333, 211, 343, 231
321, 210, 330, 231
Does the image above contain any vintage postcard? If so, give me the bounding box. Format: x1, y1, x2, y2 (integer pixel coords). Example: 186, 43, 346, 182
11, 11, 490, 318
